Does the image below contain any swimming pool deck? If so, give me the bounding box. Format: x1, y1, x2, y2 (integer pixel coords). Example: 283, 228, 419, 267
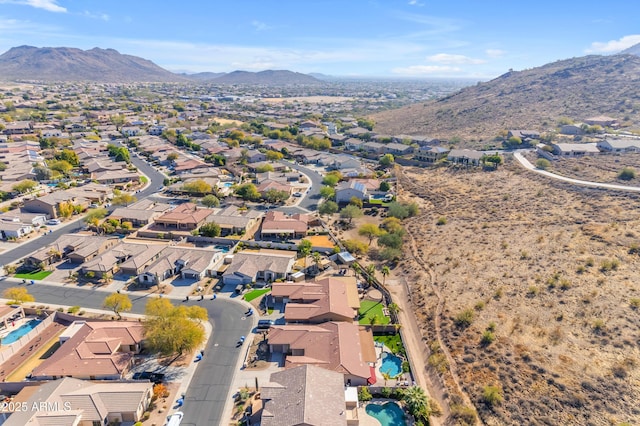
374, 344, 411, 386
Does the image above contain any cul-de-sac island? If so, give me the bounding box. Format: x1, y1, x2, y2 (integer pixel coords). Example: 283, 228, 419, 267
0, 43, 638, 426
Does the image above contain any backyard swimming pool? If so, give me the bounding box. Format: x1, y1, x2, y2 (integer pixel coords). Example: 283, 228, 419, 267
2, 319, 42, 345
365, 401, 406, 426
380, 352, 403, 378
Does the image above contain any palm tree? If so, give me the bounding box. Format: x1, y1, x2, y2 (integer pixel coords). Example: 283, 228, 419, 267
312, 252, 322, 275
388, 302, 401, 316
381, 265, 390, 285
402, 386, 431, 422
365, 264, 376, 287
352, 262, 361, 278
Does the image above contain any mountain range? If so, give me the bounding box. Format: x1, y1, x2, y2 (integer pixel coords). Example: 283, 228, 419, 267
373, 50, 640, 142
0, 46, 322, 85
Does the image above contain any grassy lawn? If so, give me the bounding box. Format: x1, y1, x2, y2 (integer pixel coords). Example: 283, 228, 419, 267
358, 300, 390, 325
140, 176, 149, 183
375, 334, 405, 355
15, 270, 52, 280
244, 288, 271, 302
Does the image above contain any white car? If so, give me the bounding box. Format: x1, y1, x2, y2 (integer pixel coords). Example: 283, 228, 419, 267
292, 192, 303, 197
46, 219, 61, 225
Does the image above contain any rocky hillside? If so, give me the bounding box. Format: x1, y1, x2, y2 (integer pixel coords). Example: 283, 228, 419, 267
0, 45, 188, 83
211, 69, 322, 85
372, 54, 640, 141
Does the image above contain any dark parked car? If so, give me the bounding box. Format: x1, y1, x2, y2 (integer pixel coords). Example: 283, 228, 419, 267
256, 319, 275, 330
132, 371, 165, 384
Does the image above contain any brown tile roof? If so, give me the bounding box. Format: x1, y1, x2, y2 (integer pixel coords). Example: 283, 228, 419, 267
155, 202, 214, 226
272, 277, 359, 322
268, 322, 374, 380
31, 321, 144, 380
261, 211, 309, 235
261, 365, 347, 426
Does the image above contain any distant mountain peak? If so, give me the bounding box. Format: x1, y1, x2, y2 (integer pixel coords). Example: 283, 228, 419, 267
0, 45, 187, 83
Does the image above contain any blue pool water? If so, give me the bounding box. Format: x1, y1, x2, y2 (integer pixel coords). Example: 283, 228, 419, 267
214, 245, 231, 253
223, 182, 234, 188
2, 319, 42, 345
380, 352, 403, 377
365, 401, 406, 426
370, 193, 387, 200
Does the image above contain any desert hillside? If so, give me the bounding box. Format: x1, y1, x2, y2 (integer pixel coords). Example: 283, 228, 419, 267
396, 159, 640, 425
372, 54, 640, 142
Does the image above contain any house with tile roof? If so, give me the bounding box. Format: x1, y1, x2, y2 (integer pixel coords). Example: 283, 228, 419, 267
260, 211, 310, 240
30, 321, 144, 380
335, 181, 368, 204
222, 250, 296, 286
154, 202, 214, 231
268, 321, 376, 386
137, 246, 225, 285
271, 277, 360, 323
4, 377, 152, 425
260, 365, 350, 426
24, 235, 119, 267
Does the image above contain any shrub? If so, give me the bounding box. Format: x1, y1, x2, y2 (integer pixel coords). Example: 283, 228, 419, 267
381, 387, 392, 398
536, 158, 551, 170
482, 385, 503, 406
67, 306, 81, 314
630, 298, 640, 310
358, 386, 372, 402
474, 301, 485, 311
618, 167, 636, 181
481, 331, 496, 346
599, 259, 620, 273
592, 319, 606, 334
527, 286, 539, 296
454, 309, 474, 328
436, 216, 447, 226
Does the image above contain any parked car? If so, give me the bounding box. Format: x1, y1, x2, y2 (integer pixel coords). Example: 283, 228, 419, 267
46, 219, 61, 225
256, 319, 275, 330
132, 371, 165, 384
292, 192, 303, 197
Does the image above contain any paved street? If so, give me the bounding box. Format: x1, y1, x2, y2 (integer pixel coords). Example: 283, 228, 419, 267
277, 161, 323, 214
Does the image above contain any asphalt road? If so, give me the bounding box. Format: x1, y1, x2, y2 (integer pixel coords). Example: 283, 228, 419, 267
277, 161, 323, 214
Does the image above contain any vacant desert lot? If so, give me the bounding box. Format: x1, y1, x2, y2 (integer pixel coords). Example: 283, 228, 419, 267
396, 160, 640, 425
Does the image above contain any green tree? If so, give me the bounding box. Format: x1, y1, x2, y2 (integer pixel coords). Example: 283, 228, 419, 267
322, 172, 341, 187
381, 266, 391, 285
381, 217, 404, 234
402, 386, 431, 422
167, 152, 179, 162
379, 181, 391, 192
103, 293, 132, 320
339, 205, 363, 225
319, 200, 339, 216
144, 298, 206, 359
483, 154, 503, 168
265, 150, 284, 161
298, 239, 312, 271
199, 221, 221, 237
56, 149, 80, 166
312, 251, 322, 274
387, 202, 410, 220
33, 165, 53, 181
48, 159, 73, 176
342, 239, 368, 256
183, 179, 212, 194
378, 232, 403, 249
358, 223, 384, 246
618, 167, 636, 181
235, 183, 261, 201
379, 247, 402, 262
201, 194, 220, 208
319, 185, 335, 200
255, 164, 274, 173
57, 201, 75, 218
3, 287, 35, 304
84, 207, 108, 223
379, 153, 395, 168
263, 188, 290, 204
12, 179, 37, 194
112, 193, 137, 206
349, 196, 363, 208
536, 158, 551, 170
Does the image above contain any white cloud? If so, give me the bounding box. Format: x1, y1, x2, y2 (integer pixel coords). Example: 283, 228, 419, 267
251, 20, 272, 31
408, 0, 424, 6
82, 11, 109, 21
427, 53, 485, 64
485, 49, 505, 58
587, 34, 640, 53
392, 65, 461, 76
0, 0, 66, 12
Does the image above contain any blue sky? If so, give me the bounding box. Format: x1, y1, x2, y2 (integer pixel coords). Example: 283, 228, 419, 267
0, 0, 639, 79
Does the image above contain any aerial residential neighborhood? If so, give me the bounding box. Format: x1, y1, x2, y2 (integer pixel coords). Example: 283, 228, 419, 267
0, 4, 640, 423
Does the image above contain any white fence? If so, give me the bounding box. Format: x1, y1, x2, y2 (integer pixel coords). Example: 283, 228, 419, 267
0, 314, 54, 364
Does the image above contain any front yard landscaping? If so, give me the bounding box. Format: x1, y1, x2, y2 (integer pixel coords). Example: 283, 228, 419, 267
243, 288, 271, 302
15, 270, 53, 280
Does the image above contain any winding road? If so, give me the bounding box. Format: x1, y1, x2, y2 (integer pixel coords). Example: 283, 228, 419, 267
514, 151, 640, 192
